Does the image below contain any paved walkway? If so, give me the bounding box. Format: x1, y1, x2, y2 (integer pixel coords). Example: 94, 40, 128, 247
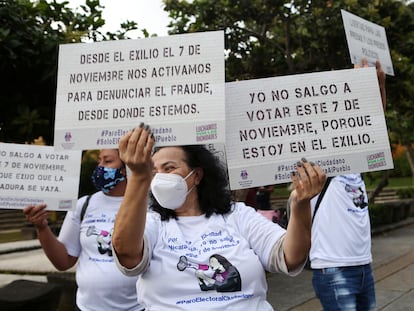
266, 218, 414, 310
0, 218, 413, 310
0, 238, 75, 287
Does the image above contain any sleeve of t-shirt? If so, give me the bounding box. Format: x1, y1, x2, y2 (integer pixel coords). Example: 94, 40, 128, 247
143, 211, 160, 257
58, 195, 87, 257
114, 235, 150, 276
232, 202, 286, 270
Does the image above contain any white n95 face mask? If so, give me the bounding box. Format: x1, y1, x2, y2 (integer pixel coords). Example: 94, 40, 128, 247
150, 170, 195, 210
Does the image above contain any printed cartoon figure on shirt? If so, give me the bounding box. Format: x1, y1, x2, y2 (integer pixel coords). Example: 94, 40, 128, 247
177, 254, 242, 292
86, 225, 113, 256
345, 184, 368, 209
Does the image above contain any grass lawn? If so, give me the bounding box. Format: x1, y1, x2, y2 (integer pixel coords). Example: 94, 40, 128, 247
0, 230, 25, 244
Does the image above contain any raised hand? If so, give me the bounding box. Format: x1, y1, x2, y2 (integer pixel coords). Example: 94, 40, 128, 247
118, 123, 155, 178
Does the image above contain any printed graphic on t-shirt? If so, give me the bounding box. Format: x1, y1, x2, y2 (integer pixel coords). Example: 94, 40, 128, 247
177, 254, 242, 292
86, 225, 113, 256
344, 184, 368, 209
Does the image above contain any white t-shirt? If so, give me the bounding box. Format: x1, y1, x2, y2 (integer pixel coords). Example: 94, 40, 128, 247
59, 191, 142, 311
310, 174, 372, 269
124, 203, 287, 311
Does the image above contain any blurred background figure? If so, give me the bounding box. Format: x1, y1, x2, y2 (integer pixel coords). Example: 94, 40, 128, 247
256, 185, 275, 210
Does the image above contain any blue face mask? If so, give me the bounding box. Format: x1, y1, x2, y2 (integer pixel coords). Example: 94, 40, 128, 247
91, 165, 126, 193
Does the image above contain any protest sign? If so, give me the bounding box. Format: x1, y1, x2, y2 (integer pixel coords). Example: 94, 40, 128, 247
341, 9, 394, 76
225, 67, 393, 189
54, 31, 225, 150
0, 143, 81, 210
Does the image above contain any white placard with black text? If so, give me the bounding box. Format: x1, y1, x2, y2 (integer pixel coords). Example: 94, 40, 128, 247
0, 143, 81, 210
225, 67, 393, 189
54, 31, 225, 150
341, 9, 394, 76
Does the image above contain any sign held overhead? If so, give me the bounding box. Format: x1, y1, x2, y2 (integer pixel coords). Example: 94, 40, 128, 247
54, 31, 225, 150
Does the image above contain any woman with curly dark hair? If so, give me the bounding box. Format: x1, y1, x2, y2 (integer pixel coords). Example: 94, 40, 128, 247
150, 145, 232, 221
112, 123, 326, 311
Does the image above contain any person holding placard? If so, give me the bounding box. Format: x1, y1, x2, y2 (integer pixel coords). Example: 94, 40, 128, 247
309, 59, 386, 311
23, 149, 143, 311
111, 124, 326, 310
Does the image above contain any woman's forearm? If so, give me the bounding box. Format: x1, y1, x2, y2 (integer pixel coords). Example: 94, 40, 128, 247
112, 175, 150, 269
37, 225, 77, 271
283, 199, 312, 270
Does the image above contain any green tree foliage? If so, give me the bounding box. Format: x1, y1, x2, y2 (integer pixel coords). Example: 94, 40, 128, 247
381, 0, 414, 178
164, 0, 413, 80
0, 0, 146, 144
79, 149, 99, 197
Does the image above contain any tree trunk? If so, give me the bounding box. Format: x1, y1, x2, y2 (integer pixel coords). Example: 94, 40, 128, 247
368, 170, 389, 202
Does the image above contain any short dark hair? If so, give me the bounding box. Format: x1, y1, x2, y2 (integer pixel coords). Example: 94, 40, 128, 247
150, 145, 232, 220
